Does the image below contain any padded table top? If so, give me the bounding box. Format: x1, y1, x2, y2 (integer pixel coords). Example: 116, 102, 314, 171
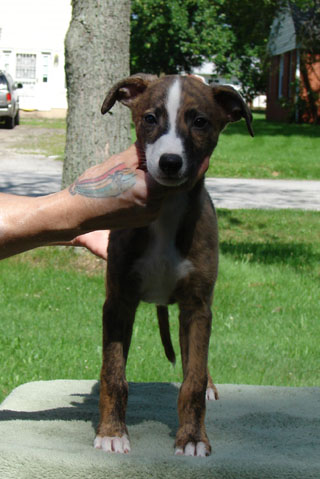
0, 380, 319, 479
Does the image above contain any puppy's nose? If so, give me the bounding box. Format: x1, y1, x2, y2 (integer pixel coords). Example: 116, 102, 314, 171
159, 154, 183, 176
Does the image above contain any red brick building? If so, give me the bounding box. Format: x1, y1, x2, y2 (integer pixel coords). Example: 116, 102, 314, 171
267, 3, 320, 123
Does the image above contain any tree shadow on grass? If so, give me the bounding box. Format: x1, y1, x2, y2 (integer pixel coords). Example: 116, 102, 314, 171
222, 114, 319, 138
220, 240, 320, 269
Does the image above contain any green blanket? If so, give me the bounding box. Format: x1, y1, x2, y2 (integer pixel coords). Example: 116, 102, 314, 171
0, 381, 319, 478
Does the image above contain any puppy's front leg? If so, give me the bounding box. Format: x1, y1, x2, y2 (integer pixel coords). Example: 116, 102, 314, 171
94, 298, 136, 454
175, 304, 212, 457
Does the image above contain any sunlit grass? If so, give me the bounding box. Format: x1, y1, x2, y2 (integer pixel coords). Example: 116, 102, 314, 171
1, 209, 319, 402
209, 112, 320, 179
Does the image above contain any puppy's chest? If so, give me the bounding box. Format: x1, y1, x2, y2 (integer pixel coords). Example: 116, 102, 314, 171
132, 196, 193, 306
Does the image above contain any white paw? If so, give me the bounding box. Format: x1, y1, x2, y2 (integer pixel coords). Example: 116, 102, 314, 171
94, 434, 131, 454
206, 387, 217, 401
175, 441, 210, 457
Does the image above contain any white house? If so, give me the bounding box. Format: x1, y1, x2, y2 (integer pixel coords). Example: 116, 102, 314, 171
0, 0, 71, 111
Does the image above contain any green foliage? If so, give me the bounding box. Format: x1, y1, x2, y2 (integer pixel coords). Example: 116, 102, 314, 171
295, 0, 320, 123
130, 0, 232, 74
130, 0, 281, 98
294, 0, 320, 55
212, 0, 283, 101
130, 0, 319, 103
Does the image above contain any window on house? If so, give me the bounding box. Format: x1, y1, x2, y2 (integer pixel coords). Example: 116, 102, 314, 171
3, 50, 11, 72
16, 53, 36, 80
278, 54, 284, 99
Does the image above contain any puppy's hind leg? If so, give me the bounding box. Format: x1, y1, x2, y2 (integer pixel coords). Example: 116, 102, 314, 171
94, 297, 137, 454
206, 369, 219, 401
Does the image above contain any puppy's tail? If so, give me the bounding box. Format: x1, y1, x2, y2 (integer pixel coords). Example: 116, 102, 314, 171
157, 306, 176, 365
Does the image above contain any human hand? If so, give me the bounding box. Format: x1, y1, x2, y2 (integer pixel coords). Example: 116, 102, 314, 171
69, 230, 110, 260
66, 144, 163, 232
67, 143, 210, 233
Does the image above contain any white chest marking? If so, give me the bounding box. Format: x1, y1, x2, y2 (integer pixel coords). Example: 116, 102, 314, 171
134, 194, 194, 305
145, 79, 187, 185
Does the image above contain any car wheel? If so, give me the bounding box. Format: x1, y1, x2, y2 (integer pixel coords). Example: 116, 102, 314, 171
15, 109, 20, 126
5, 116, 15, 129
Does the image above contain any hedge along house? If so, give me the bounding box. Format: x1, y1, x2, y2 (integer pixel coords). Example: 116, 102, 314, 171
0, 0, 71, 113
267, 2, 320, 124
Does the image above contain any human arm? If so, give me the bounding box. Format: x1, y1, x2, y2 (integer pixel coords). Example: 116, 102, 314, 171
0, 144, 210, 260
0, 145, 158, 259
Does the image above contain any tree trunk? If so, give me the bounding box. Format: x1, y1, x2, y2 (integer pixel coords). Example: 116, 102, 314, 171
63, 0, 131, 187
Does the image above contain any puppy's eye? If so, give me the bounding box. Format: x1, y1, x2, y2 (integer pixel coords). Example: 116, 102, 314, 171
193, 117, 208, 129
144, 113, 157, 125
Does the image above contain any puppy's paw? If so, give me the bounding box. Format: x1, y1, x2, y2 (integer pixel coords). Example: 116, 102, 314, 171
206, 374, 219, 400
206, 387, 218, 401
175, 441, 210, 457
94, 434, 131, 454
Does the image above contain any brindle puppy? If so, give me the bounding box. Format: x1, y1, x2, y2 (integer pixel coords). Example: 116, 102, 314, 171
94, 74, 253, 457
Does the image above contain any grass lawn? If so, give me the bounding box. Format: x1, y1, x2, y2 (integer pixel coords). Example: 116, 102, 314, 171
208, 112, 320, 180
19, 114, 320, 180
1, 209, 319, 403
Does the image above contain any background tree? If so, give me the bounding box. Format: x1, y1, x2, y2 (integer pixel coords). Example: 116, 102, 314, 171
63, 0, 131, 188
213, 0, 283, 103
294, 0, 320, 123
130, 0, 282, 101
216, 0, 319, 104
130, 0, 233, 75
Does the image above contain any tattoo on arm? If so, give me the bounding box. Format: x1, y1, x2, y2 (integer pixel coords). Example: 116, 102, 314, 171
69, 163, 136, 198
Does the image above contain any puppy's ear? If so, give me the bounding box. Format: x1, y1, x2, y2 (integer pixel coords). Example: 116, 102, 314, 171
211, 84, 254, 137
101, 74, 157, 114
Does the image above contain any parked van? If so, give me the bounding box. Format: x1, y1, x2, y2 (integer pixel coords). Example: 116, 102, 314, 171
0, 71, 22, 129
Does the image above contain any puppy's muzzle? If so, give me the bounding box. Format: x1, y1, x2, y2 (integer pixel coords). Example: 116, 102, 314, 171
159, 153, 183, 177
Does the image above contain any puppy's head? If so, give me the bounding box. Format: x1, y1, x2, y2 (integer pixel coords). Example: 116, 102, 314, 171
102, 74, 253, 187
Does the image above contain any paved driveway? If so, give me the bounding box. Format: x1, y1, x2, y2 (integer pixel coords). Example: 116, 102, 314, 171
0, 125, 62, 197
206, 178, 320, 211
0, 153, 62, 197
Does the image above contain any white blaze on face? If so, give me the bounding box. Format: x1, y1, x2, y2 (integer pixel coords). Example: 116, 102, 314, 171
166, 78, 182, 138
146, 78, 187, 185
